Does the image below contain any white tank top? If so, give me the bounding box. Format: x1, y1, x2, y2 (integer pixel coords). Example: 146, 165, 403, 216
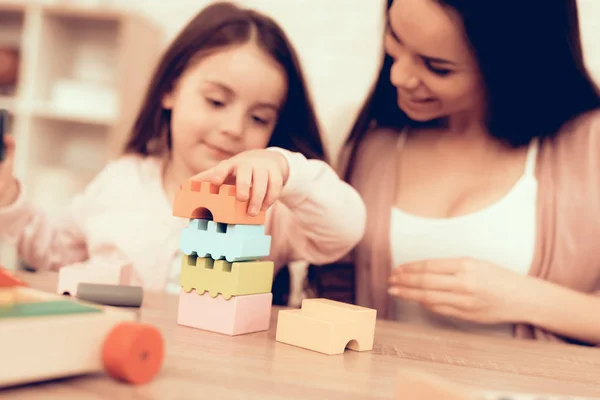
390, 134, 538, 337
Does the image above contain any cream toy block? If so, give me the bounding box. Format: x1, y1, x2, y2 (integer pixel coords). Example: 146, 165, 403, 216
58, 262, 133, 296
275, 298, 377, 355
180, 254, 274, 299
177, 289, 272, 336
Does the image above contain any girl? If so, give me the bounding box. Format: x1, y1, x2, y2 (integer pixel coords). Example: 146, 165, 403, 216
0, 2, 366, 293
340, 0, 600, 345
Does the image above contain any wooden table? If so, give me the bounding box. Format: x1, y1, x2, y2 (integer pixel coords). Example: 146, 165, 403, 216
1, 271, 599, 399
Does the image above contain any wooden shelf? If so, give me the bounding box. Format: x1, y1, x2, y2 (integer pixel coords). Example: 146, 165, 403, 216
32, 103, 116, 126
0, 0, 165, 268
41, 4, 126, 21
0, 96, 16, 112
0, 1, 27, 13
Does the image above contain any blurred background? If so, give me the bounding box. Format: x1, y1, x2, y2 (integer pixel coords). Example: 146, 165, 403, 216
0, 0, 598, 272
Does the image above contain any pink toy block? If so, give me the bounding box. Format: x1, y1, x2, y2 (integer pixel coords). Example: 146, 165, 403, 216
58, 262, 133, 296
177, 289, 272, 336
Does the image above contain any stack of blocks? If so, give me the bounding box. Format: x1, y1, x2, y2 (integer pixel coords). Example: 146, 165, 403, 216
172, 180, 275, 335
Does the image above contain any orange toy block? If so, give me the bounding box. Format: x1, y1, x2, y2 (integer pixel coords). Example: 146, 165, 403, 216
0, 268, 26, 305
275, 298, 377, 355
172, 180, 266, 225
0, 267, 27, 288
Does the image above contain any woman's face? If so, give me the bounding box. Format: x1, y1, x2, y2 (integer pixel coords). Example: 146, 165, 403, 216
385, 0, 486, 123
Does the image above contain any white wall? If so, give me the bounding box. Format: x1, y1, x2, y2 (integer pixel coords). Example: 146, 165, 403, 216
126, 0, 600, 160
578, 0, 600, 83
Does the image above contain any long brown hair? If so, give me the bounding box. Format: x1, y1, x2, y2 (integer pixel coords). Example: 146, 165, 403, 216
343, 0, 600, 182
124, 1, 326, 162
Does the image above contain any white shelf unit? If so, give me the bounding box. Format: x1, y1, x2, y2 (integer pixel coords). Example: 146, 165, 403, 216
0, 0, 164, 268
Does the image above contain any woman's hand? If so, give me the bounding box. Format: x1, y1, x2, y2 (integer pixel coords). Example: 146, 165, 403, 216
190, 149, 289, 216
388, 257, 543, 324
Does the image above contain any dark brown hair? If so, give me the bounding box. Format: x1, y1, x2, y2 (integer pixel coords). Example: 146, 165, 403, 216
343, 0, 600, 182
124, 1, 326, 162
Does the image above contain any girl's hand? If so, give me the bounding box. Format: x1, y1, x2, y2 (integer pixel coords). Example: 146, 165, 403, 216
190, 149, 289, 216
388, 257, 543, 324
0, 134, 19, 208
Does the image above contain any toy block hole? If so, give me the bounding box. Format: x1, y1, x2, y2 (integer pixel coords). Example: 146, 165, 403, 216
200, 181, 219, 194
221, 261, 232, 273
204, 259, 215, 270
194, 219, 209, 231
190, 207, 213, 220
216, 223, 227, 234
62, 291, 71, 296
346, 339, 361, 351
206, 182, 220, 194
219, 185, 236, 196
188, 180, 219, 194
188, 180, 200, 191
185, 254, 198, 266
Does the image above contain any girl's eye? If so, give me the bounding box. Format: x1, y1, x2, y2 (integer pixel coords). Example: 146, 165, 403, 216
252, 116, 269, 126
206, 98, 225, 107
425, 61, 452, 77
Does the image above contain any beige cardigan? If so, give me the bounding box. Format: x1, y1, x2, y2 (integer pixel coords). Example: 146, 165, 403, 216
344, 109, 600, 344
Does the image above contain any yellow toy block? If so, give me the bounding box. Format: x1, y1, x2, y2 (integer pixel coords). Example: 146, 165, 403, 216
275, 298, 377, 355
180, 254, 274, 299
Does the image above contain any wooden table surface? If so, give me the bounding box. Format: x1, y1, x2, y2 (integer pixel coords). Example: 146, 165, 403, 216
1, 270, 599, 399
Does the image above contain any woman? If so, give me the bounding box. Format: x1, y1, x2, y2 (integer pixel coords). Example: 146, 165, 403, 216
341, 0, 600, 345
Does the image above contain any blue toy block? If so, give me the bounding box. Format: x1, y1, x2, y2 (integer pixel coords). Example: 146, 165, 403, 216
180, 219, 271, 262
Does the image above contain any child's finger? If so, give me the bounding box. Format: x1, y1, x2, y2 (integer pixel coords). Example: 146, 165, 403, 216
235, 164, 252, 202
190, 161, 232, 185
248, 167, 268, 216
262, 167, 282, 210
209, 161, 235, 185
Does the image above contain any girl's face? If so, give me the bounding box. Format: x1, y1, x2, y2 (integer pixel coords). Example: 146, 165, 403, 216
385, 0, 485, 123
162, 41, 288, 175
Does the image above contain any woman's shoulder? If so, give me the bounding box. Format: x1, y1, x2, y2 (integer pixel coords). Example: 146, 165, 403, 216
540, 108, 600, 165
544, 109, 600, 153
536, 109, 600, 202
356, 127, 403, 154
338, 127, 403, 175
